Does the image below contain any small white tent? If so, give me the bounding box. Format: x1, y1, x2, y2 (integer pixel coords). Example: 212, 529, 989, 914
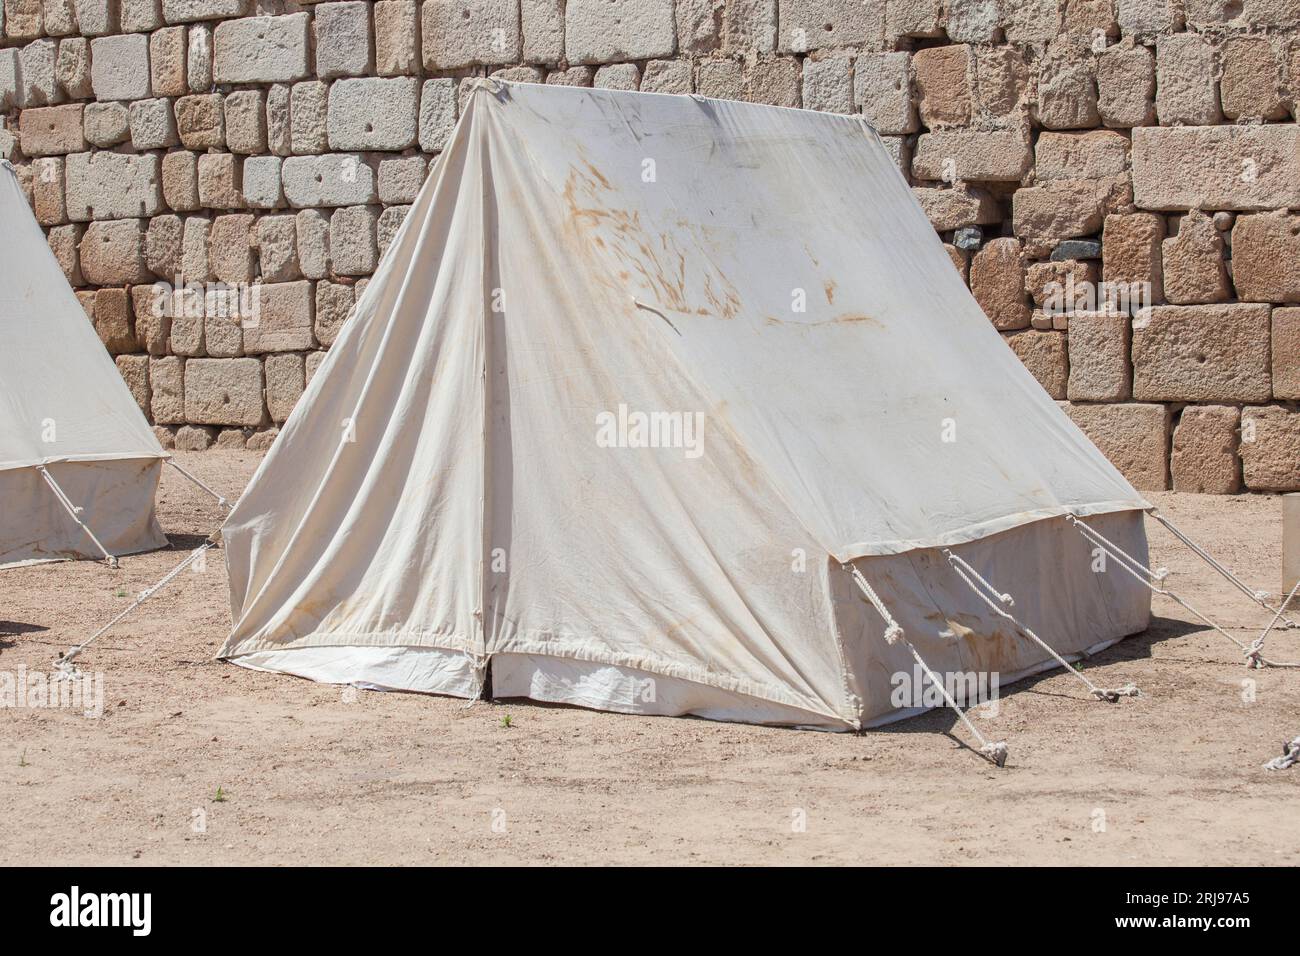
0, 161, 168, 567
220, 83, 1151, 728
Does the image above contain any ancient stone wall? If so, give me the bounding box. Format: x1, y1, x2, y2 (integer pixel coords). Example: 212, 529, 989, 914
1, 0, 1297, 490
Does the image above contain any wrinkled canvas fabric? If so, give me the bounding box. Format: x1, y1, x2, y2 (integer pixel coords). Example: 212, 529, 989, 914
0, 164, 167, 566
222, 84, 1151, 727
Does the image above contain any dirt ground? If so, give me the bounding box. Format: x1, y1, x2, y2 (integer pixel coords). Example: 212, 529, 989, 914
2, 449, 1297, 866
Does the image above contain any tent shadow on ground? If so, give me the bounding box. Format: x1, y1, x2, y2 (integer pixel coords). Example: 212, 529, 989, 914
876, 614, 1207, 753
165, 533, 214, 551
0, 620, 48, 651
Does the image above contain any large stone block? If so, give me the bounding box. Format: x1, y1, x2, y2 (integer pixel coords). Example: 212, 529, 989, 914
1063, 402, 1170, 491
121, 0, 164, 32
213, 14, 311, 84
5, 0, 46, 40
802, 55, 852, 113
1220, 36, 1286, 122
18, 38, 58, 107
161, 150, 200, 211
913, 44, 970, 127
290, 81, 328, 154
1067, 310, 1131, 401
314, 279, 354, 346
1229, 212, 1300, 303
971, 238, 1030, 330
90, 33, 152, 101
1011, 175, 1131, 241
376, 0, 421, 75
1274, 307, 1300, 400
853, 52, 916, 135
186, 23, 212, 90
73, 0, 119, 35
316, 1, 374, 79
329, 205, 378, 275
418, 78, 457, 152
423, 0, 523, 69
243, 155, 284, 209
1034, 40, 1099, 130
197, 152, 243, 209
1154, 34, 1221, 125
149, 26, 188, 97
1161, 211, 1229, 305
1117, 0, 1181, 35
92, 288, 137, 355
128, 97, 179, 150
1002, 0, 1060, 41
18, 104, 85, 155
162, 0, 249, 23
264, 351, 305, 423
1004, 329, 1067, 399
175, 93, 226, 149
912, 185, 999, 231
282, 153, 376, 208
1097, 42, 1155, 128
146, 214, 183, 281
522, 0, 565, 62
149, 356, 184, 424
243, 280, 316, 352
1, 49, 22, 112
209, 213, 256, 283
1171, 405, 1241, 494
327, 77, 420, 150
1034, 130, 1129, 181
296, 209, 331, 279
1133, 125, 1300, 211
56, 36, 94, 100
224, 89, 267, 154
80, 219, 152, 285
183, 357, 265, 426
1102, 213, 1164, 306
256, 215, 300, 283
378, 155, 427, 204
912, 128, 1032, 183
65, 151, 163, 221
1240, 406, 1300, 492
116, 354, 151, 418
1132, 303, 1272, 402
776, 0, 883, 53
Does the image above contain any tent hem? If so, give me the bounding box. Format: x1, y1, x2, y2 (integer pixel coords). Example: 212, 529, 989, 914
833, 499, 1152, 562
0, 451, 171, 474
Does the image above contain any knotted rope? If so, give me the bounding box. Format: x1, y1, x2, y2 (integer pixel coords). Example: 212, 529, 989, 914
38, 465, 118, 568
1068, 516, 1300, 669
844, 563, 1008, 767
1150, 509, 1297, 629
943, 549, 1138, 702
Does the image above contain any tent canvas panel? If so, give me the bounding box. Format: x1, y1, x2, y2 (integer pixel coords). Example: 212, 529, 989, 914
220, 83, 1152, 728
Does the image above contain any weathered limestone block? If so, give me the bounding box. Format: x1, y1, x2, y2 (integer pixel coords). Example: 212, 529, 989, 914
593, 62, 640, 90
912, 185, 1000, 231
1097, 42, 1154, 128
149, 25, 187, 97
19, 104, 85, 155
1161, 211, 1229, 305
5, 0, 46, 39
80, 218, 152, 285
946, 0, 999, 42
913, 44, 970, 127
316, 1, 374, 80
162, 0, 249, 23
224, 89, 267, 154
1273, 307, 1300, 400
1220, 36, 1287, 122
1012, 175, 1132, 240
376, 0, 421, 75
186, 23, 211, 90
65, 151, 163, 221
74, 0, 119, 35
197, 151, 243, 209
1067, 310, 1131, 401
912, 128, 1032, 183
1154, 33, 1221, 125
640, 59, 690, 94
1063, 401, 1170, 491
161, 150, 200, 211
314, 279, 354, 346
327, 77, 420, 150
1034, 39, 1099, 130
1102, 213, 1164, 306
17, 38, 59, 108
48, 223, 85, 285
146, 214, 183, 281
176, 93, 225, 149
149, 356, 184, 424
90, 33, 151, 101
305, 349, 326, 384
1171, 405, 1241, 494
566, 0, 676, 63
776, 0, 883, 53
1002, 0, 1060, 42
1240, 406, 1300, 492
267, 84, 292, 156
243, 155, 284, 209
92, 288, 137, 354
522, 0, 565, 62
256, 214, 301, 282
971, 238, 1030, 330
209, 213, 255, 283
1229, 212, 1300, 303
55, 37, 93, 100
181, 215, 211, 280
1026, 258, 1099, 307
213, 13, 311, 84
296, 208, 331, 279
184, 357, 265, 426
83, 102, 129, 147
1004, 329, 1068, 399
418, 78, 457, 152
282, 153, 376, 207
695, 59, 744, 100
853, 52, 916, 134
243, 280, 315, 353
329, 204, 378, 276
290, 81, 328, 154
121, 0, 164, 33
1034, 130, 1129, 181
128, 98, 179, 150
802, 55, 852, 113
377, 204, 408, 255
264, 351, 305, 423
1117, 0, 1182, 36
378, 155, 427, 204
1132, 303, 1272, 402
116, 354, 151, 417
423, 0, 523, 69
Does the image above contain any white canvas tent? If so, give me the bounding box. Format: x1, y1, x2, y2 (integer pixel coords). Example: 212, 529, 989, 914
219, 82, 1151, 729
1, 161, 168, 568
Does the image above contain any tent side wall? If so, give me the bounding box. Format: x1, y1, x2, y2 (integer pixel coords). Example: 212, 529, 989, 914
0, 458, 167, 567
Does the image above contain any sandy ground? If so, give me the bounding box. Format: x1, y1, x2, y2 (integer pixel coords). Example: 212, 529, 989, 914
2, 449, 1297, 866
